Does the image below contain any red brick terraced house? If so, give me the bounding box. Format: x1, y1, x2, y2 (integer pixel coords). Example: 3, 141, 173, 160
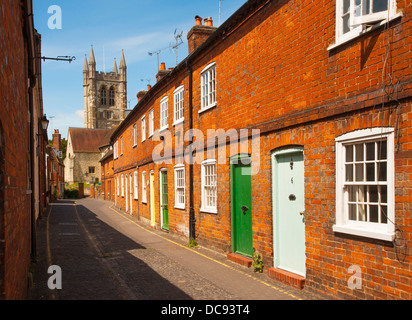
0, 0, 49, 299
108, 0, 412, 299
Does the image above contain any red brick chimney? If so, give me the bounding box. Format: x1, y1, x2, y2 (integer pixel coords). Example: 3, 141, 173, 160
187, 16, 217, 55
52, 129, 61, 151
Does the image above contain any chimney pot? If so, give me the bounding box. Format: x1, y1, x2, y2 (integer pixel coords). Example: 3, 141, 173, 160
147, 84, 152, 91
204, 17, 213, 26
159, 62, 166, 70
195, 15, 203, 25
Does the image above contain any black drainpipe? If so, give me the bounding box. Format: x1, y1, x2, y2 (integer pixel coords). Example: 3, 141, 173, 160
24, 1, 37, 261
187, 62, 195, 241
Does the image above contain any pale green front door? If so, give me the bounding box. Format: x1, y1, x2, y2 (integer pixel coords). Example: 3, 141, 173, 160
272, 148, 306, 277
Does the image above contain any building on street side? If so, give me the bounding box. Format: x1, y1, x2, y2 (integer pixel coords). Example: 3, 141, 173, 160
0, 0, 49, 299
106, 0, 412, 300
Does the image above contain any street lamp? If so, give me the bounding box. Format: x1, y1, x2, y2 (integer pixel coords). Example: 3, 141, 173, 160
40, 115, 49, 131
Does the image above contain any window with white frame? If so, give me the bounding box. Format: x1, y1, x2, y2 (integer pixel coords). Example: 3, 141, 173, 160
160, 96, 169, 131
117, 175, 120, 196
333, 0, 399, 47
200, 62, 216, 112
141, 116, 146, 142
142, 171, 147, 203
114, 141, 118, 159
173, 85, 184, 125
121, 174, 124, 197
148, 109, 154, 137
120, 136, 123, 155
200, 159, 217, 213
334, 128, 395, 241
134, 170, 138, 200
133, 124, 137, 146
174, 165, 185, 209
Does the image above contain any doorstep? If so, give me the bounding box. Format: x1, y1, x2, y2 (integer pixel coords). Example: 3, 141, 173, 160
227, 252, 253, 268
267, 268, 305, 290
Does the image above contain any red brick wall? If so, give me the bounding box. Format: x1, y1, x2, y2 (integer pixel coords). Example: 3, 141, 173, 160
110, 0, 412, 299
0, 0, 32, 299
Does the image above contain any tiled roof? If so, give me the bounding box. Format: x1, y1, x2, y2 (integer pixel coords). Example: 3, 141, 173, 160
68, 127, 109, 153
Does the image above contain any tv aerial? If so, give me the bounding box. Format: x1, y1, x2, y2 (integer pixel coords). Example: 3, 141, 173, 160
148, 29, 185, 69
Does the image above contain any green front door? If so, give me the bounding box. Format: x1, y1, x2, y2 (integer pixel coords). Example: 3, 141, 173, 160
161, 170, 169, 230
231, 155, 253, 257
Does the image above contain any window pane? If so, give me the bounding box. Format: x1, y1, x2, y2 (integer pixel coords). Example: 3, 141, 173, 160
349, 204, 357, 220
370, 205, 379, 222
355, 144, 364, 161
346, 164, 353, 181
358, 204, 367, 221
348, 186, 356, 201
364, 0, 371, 15
378, 162, 387, 181
343, 0, 350, 13
373, 0, 388, 13
366, 142, 375, 160
346, 145, 353, 162
366, 163, 375, 181
343, 14, 350, 34
377, 141, 387, 160
369, 185, 378, 202
355, 0, 362, 16
380, 185, 387, 203
381, 206, 388, 224
355, 163, 364, 181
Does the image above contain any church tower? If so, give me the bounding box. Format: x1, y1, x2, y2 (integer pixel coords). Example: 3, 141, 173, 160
83, 46, 127, 129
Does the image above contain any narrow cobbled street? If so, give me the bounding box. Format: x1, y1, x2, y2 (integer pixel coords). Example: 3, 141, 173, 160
29, 198, 326, 301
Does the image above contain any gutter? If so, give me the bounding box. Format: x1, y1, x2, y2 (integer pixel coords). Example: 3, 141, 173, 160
187, 62, 195, 240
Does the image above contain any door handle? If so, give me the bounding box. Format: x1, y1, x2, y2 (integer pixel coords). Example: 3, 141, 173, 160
241, 205, 249, 214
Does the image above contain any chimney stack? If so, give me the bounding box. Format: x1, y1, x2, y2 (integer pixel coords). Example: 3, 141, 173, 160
187, 15, 217, 55
156, 62, 171, 82
52, 129, 61, 151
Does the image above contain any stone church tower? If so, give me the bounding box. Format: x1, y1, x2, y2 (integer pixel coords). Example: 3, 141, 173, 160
83, 46, 127, 129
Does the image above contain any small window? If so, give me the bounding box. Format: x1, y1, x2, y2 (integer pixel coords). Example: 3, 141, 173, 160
103, 110, 112, 119
117, 176, 120, 196
160, 96, 169, 131
334, 0, 399, 47
121, 174, 124, 197
200, 63, 217, 112
120, 137, 123, 155
142, 171, 147, 203
141, 116, 146, 142
334, 128, 395, 241
174, 85, 184, 125
101, 87, 107, 105
89, 166, 95, 174
200, 159, 217, 213
133, 124, 137, 146
174, 165, 185, 209
134, 170, 139, 200
109, 87, 115, 106
149, 109, 154, 137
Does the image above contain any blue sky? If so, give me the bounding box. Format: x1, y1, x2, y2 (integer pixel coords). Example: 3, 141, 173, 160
33, 0, 247, 139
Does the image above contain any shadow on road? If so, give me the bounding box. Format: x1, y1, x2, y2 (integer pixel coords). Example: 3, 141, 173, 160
30, 200, 193, 300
